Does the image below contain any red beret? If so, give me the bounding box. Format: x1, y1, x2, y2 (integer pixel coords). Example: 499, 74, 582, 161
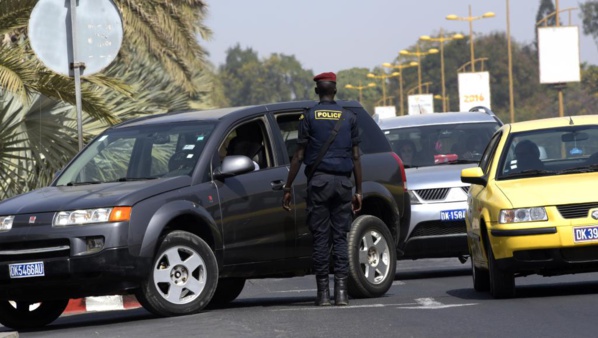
313, 72, 336, 82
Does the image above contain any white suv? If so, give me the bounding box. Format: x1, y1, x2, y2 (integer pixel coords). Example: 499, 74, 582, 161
378, 108, 502, 262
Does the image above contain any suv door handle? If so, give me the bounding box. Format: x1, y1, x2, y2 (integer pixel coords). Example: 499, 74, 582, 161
271, 180, 285, 191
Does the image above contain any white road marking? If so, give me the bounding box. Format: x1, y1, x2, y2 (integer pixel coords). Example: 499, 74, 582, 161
396, 298, 477, 309
273, 298, 477, 311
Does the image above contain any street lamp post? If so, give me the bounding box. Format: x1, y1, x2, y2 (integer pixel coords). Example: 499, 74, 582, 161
367, 72, 400, 106
399, 43, 438, 95
382, 61, 418, 116
434, 94, 451, 112
446, 5, 495, 72
420, 29, 464, 112
344, 82, 376, 103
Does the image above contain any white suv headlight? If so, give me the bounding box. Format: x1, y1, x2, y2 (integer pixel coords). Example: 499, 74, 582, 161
53, 207, 131, 226
408, 190, 421, 205
499, 207, 547, 224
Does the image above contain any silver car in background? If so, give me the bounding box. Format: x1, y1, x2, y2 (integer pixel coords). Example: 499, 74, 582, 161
378, 108, 502, 262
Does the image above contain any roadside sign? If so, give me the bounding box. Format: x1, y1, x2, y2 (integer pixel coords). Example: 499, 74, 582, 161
374, 106, 397, 119
458, 72, 491, 111
538, 26, 580, 84
407, 94, 434, 115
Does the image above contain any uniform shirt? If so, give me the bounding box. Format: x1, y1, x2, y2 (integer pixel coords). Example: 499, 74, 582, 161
297, 100, 360, 175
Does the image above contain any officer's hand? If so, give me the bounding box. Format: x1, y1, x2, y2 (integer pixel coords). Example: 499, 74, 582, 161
352, 194, 362, 213
282, 191, 292, 212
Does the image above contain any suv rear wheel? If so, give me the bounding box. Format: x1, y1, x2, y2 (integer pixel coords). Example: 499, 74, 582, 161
136, 231, 218, 316
347, 215, 396, 298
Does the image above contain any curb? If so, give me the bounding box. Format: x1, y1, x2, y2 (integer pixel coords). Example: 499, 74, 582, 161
64, 295, 141, 315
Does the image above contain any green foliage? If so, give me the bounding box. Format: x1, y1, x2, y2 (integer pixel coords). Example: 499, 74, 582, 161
581, 1, 598, 44
218, 45, 314, 107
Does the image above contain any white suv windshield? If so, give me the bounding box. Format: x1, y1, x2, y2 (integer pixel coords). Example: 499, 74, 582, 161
55, 122, 216, 186
384, 122, 500, 168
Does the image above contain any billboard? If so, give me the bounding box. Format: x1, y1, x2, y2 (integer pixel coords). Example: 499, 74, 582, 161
538, 26, 581, 84
458, 72, 491, 111
374, 106, 397, 119
407, 94, 434, 115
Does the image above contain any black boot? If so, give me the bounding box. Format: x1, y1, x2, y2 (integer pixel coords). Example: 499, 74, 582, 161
315, 276, 331, 306
334, 276, 349, 306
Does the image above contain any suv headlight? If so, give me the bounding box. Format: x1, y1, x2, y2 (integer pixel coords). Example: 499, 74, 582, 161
499, 207, 547, 224
53, 207, 131, 226
408, 190, 421, 205
0, 216, 14, 231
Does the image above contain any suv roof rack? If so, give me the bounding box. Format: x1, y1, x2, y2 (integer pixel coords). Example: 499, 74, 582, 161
468, 106, 503, 126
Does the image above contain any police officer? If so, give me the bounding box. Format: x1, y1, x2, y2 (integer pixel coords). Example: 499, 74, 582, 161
282, 72, 362, 306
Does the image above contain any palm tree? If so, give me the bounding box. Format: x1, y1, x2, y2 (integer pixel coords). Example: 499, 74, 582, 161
0, 0, 214, 199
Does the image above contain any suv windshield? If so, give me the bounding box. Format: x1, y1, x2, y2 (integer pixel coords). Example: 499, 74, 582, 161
384, 122, 499, 168
498, 125, 598, 179
55, 122, 216, 186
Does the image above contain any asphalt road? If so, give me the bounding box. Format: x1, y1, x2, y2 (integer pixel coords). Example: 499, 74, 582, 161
7, 258, 598, 338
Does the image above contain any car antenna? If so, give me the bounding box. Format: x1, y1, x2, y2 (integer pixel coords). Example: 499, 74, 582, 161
569, 116, 574, 125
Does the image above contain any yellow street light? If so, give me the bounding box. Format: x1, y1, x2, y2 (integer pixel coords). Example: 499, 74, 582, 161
420, 29, 463, 112
367, 72, 400, 106
382, 61, 418, 116
345, 82, 376, 103
407, 81, 433, 96
434, 94, 451, 112
399, 44, 439, 95
446, 5, 495, 72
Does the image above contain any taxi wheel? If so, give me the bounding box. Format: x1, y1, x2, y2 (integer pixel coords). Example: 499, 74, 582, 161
0, 299, 69, 330
347, 215, 397, 298
471, 258, 490, 292
136, 230, 218, 316
488, 248, 515, 299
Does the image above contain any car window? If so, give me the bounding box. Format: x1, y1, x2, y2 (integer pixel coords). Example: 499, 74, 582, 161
384, 122, 500, 167
480, 131, 502, 175
218, 119, 273, 170
274, 107, 390, 162
497, 125, 598, 179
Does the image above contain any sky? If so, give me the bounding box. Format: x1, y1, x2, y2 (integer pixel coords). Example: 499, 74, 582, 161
203, 0, 597, 74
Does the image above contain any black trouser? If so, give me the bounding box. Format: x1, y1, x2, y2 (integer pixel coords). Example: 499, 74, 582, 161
306, 172, 353, 278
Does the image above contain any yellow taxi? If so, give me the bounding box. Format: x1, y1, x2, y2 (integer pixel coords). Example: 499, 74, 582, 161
461, 115, 598, 298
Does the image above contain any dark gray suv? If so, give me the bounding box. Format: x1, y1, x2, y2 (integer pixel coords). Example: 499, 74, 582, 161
0, 100, 408, 329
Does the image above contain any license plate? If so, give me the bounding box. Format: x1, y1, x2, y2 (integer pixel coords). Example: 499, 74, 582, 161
574, 226, 598, 243
9, 262, 45, 279
440, 209, 466, 221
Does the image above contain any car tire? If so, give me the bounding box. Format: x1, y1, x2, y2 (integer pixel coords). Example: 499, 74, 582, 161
208, 278, 246, 307
0, 299, 69, 330
347, 215, 397, 298
471, 257, 490, 292
136, 230, 218, 316
488, 246, 515, 299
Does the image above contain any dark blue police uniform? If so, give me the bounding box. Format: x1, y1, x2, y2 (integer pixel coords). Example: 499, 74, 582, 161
297, 100, 360, 278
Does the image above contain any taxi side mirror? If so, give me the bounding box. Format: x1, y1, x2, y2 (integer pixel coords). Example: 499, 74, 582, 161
461, 167, 487, 187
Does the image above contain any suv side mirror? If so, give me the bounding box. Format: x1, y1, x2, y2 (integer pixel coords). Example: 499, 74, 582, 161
213, 155, 255, 180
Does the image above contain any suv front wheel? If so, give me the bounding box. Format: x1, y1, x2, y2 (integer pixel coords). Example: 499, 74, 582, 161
136, 230, 218, 316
